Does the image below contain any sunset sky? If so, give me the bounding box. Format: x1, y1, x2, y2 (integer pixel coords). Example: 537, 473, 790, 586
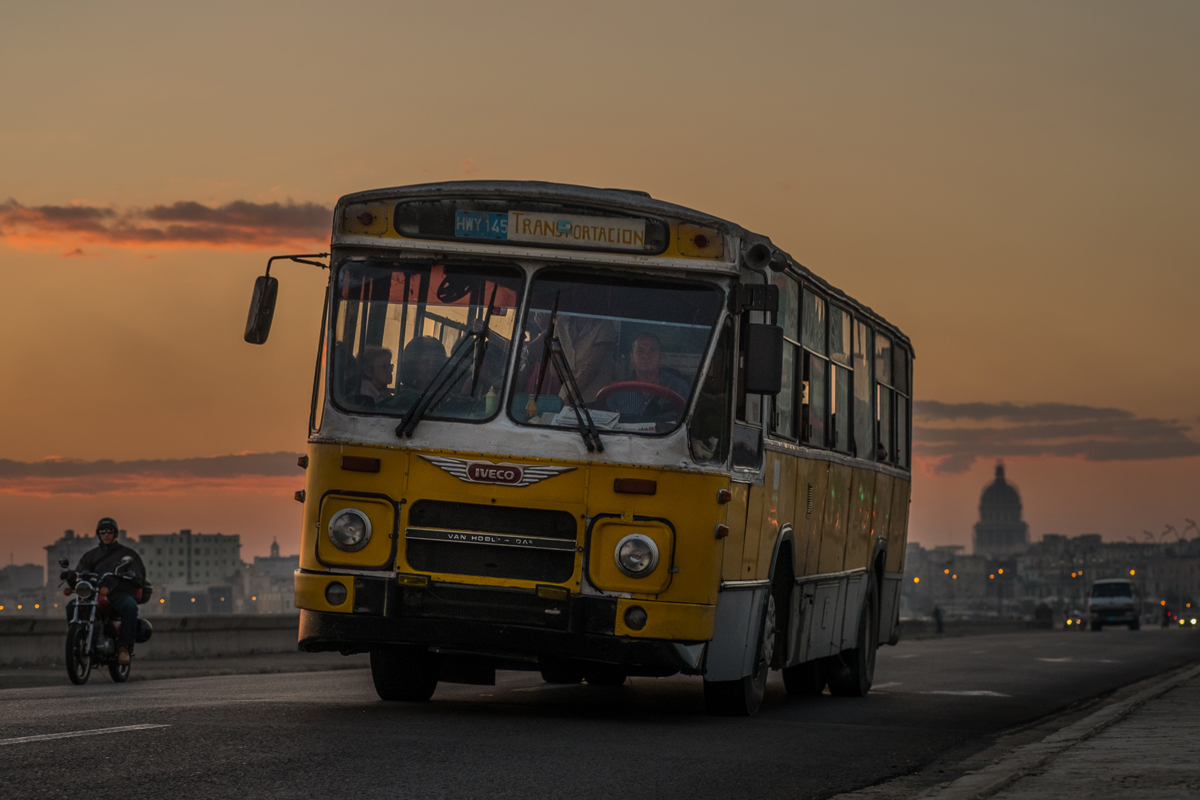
2, 1, 1198, 567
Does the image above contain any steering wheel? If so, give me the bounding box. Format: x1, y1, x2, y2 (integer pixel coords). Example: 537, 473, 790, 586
596, 381, 687, 414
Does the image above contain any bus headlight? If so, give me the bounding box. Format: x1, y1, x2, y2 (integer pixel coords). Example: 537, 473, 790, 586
75, 581, 95, 600
328, 509, 372, 552
614, 534, 659, 578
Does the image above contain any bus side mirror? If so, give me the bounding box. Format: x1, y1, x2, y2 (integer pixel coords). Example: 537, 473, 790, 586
743, 324, 783, 395
244, 274, 279, 344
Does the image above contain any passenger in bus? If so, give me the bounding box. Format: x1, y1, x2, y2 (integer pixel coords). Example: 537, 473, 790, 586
604, 333, 689, 417
399, 336, 448, 392
558, 315, 617, 404
358, 346, 395, 403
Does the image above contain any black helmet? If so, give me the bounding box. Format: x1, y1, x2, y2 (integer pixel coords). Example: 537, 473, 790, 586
96, 517, 119, 537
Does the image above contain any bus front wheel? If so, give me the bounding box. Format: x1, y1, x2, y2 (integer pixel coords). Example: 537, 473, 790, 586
704, 594, 774, 716
370, 644, 438, 702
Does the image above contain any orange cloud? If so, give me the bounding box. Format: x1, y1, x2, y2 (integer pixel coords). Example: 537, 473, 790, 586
0, 453, 304, 497
0, 199, 332, 251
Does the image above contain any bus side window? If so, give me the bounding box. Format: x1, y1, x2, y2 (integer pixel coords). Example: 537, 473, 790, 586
770, 274, 800, 439
894, 345, 911, 468
829, 305, 852, 453
875, 332, 893, 462
852, 320, 873, 459
800, 288, 828, 447
690, 318, 733, 463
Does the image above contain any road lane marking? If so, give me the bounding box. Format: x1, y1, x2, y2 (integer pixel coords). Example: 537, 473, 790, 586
919, 690, 1011, 697
0, 724, 169, 746
872, 682, 903, 690
1038, 657, 1074, 662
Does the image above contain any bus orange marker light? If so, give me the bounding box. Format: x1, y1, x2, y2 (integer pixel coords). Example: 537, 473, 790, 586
294, 490, 306, 503
358, 212, 374, 226
717, 488, 732, 504
297, 455, 309, 469
694, 234, 708, 248
614, 478, 656, 495
397, 574, 430, 587
715, 524, 730, 540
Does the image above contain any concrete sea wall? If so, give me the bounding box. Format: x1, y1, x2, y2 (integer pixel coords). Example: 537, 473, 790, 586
0, 615, 301, 666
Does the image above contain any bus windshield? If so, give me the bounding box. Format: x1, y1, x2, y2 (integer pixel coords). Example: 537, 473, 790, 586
510, 269, 724, 436
332, 260, 523, 421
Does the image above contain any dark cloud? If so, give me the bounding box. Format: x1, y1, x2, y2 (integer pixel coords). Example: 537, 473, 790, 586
914, 401, 1200, 474
0, 452, 303, 480
0, 198, 331, 249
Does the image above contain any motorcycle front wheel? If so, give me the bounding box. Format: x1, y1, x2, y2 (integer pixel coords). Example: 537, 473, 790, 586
65, 624, 92, 685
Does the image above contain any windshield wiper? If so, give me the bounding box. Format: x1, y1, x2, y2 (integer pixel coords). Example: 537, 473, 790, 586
395, 287, 498, 439
534, 295, 604, 453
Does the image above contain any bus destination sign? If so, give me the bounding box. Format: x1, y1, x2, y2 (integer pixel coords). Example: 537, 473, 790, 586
455, 210, 647, 250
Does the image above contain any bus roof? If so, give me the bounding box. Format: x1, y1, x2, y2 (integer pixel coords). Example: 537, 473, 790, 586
336, 181, 913, 356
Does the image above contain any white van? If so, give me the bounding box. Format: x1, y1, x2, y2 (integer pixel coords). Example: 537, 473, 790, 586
1088, 578, 1141, 631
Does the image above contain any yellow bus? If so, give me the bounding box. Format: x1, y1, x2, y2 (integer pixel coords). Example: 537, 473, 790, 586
244, 181, 913, 715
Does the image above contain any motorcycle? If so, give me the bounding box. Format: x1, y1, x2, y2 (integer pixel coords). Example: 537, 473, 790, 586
59, 555, 153, 685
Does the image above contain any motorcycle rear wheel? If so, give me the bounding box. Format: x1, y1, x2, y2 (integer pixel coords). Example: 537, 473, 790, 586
108, 660, 130, 683
65, 624, 92, 685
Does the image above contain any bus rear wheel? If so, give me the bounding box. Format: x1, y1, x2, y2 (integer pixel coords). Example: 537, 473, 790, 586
828, 577, 878, 698
370, 644, 438, 702
704, 594, 774, 716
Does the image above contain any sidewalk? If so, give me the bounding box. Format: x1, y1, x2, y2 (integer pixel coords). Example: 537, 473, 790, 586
925, 662, 1200, 799
989, 669, 1200, 799
0, 651, 370, 690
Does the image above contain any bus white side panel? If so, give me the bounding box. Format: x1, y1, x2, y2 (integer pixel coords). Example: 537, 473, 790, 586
802, 580, 842, 661
704, 587, 766, 681
839, 574, 869, 651
879, 575, 902, 645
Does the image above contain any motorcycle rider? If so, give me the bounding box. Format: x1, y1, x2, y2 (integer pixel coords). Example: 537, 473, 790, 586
66, 517, 147, 665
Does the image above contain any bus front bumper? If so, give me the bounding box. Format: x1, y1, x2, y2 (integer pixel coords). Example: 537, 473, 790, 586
296, 576, 708, 676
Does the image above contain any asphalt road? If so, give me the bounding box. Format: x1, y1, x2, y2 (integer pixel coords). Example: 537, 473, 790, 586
3, 628, 1197, 800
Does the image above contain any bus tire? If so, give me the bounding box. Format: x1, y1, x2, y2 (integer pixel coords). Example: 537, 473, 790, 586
370, 644, 438, 702
704, 593, 774, 716
828, 576, 878, 698
782, 659, 826, 695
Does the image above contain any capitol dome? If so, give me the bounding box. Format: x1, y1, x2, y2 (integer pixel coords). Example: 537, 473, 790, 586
973, 462, 1029, 557
980, 463, 1023, 524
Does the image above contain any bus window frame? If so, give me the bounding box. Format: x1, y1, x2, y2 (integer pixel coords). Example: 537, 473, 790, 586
324, 254, 528, 427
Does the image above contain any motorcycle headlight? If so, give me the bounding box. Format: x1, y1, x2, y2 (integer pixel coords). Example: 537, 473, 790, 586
328, 508, 372, 552
75, 580, 95, 600
614, 534, 659, 578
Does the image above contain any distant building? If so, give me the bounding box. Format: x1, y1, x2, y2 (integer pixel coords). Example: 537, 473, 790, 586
0, 563, 44, 594
973, 462, 1029, 558
253, 538, 299, 582
138, 529, 241, 586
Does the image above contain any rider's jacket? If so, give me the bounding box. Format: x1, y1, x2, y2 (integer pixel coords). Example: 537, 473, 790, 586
72, 542, 147, 600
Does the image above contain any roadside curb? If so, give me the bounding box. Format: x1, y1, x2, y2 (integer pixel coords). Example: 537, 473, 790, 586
918, 661, 1200, 799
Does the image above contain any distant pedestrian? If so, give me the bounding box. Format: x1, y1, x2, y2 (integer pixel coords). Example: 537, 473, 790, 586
1162, 605, 1170, 628
933, 605, 944, 634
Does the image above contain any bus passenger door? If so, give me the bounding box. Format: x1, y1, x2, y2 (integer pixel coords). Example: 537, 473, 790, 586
724, 421, 766, 581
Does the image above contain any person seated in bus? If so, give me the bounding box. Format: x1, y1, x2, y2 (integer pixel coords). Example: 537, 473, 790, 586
603, 332, 689, 417
398, 336, 448, 393
558, 315, 617, 404
358, 346, 395, 403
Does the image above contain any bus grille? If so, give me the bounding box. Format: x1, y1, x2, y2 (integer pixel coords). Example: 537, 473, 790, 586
405, 539, 575, 583
403, 584, 569, 629
407, 500, 577, 540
